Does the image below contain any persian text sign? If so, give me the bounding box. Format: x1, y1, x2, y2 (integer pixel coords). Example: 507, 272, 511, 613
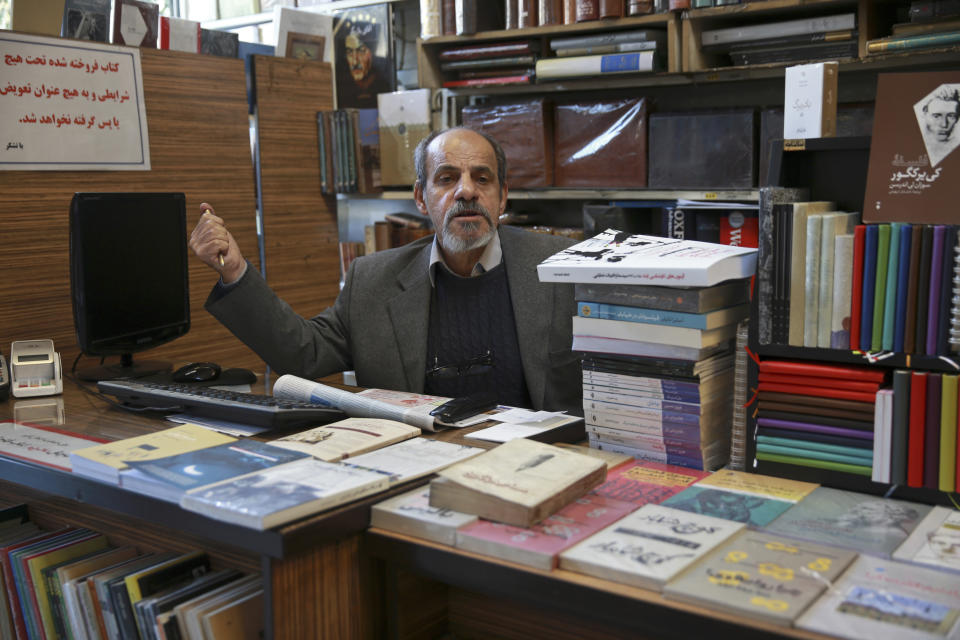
0, 31, 150, 170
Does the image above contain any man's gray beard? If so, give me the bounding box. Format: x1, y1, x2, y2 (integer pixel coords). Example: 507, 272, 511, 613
440, 202, 496, 254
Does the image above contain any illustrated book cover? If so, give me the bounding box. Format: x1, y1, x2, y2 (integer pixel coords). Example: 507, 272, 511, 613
179, 458, 390, 530
559, 503, 745, 590
588, 459, 710, 507
892, 505, 960, 574
796, 555, 960, 639
370, 487, 478, 545
69, 424, 235, 484
429, 438, 607, 528
332, 4, 395, 109
762, 486, 932, 557
663, 529, 859, 626
268, 418, 421, 462
455, 494, 636, 571
344, 437, 483, 483
537, 229, 758, 288
120, 439, 311, 502
863, 71, 960, 225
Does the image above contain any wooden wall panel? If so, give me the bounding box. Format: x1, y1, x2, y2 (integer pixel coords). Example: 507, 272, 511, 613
253, 56, 340, 319
0, 44, 262, 371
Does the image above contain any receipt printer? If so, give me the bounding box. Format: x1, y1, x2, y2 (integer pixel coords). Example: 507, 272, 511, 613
10, 339, 63, 398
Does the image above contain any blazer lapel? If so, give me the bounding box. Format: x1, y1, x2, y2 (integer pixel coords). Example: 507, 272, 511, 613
387, 243, 433, 392
501, 227, 552, 408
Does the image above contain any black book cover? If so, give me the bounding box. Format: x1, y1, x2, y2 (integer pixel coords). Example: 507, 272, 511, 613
914, 224, 934, 353
936, 225, 958, 354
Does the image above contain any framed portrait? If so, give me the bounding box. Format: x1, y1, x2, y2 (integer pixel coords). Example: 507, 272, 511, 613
331, 4, 396, 109
285, 32, 326, 62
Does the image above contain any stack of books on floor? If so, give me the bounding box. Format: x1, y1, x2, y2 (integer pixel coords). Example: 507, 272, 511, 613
437, 39, 538, 89
755, 359, 884, 476
536, 28, 667, 80
700, 11, 858, 66
372, 465, 960, 636
0, 503, 262, 640
537, 229, 757, 471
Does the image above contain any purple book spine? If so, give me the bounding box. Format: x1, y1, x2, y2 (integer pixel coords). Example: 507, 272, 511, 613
756, 418, 874, 440
923, 372, 941, 489
926, 225, 947, 355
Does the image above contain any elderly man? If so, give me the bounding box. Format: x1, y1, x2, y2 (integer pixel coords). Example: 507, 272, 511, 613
190, 127, 581, 414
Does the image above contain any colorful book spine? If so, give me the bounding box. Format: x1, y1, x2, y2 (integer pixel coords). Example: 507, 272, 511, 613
924, 372, 942, 490
756, 418, 874, 441
756, 436, 873, 461
757, 359, 886, 381
871, 223, 891, 352
756, 383, 878, 403
755, 452, 871, 475
893, 223, 913, 353
890, 370, 910, 486
926, 225, 946, 355
849, 225, 865, 350
866, 29, 960, 53
756, 443, 872, 465
907, 371, 927, 488
939, 374, 958, 492
881, 222, 901, 351
859, 224, 878, 351
577, 301, 742, 329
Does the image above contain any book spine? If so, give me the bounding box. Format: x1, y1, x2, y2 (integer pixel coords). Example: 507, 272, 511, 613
504, 0, 517, 29
788, 207, 810, 347
582, 370, 702, 394
421, 0, 443, 38
539, 0, 563, 26
519, 0, 538, 27
890, 370, 910, 486
554, 41, 657, 56
915, 225, 934, 354
564, 0, 577, 23
627, 0, 655, 14
442, 74, 533, 88
803, 214, 823, 347
859, 224, 879, 351
582, 389, 701, 416
904, 224, 924, 354
867, 29, 960, 53
893, 224, 914, 353
583, 399, 701, 425
924, 373, 942, 489
926, 225, 947, 355
939, 374, 958, 491
575, 0, 600, 21
550, 27, 664, 50
849, 225, 865, 351
755, 452, 871, 475
758, 443, 872, 466
756, 436, 872, 460
881, 223, 902, 351
756, 383, 877, 403
872, 388, 888, 482
598, 0, 624, 18
907, 371, 927, 487
535, 51, 655, 79
936, 225, 958, 355
701, 12, 856, 46
830, 233, 854, 349
756, 417, 873, 440
584, 410, 702, 439
950, 228, 960, 354
578, 301, 711, 329
438, 42, 536, 61
583, 380, 702, 404
871, 224, 891, 352
442, 0, 456, 34
704, 29, 857, 53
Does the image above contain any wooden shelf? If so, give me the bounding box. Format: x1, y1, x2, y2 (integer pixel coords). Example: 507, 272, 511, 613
419, 12, 672, 45
342, 188, 759, 201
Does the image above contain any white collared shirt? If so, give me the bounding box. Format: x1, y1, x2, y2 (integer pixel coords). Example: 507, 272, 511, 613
428, 232, 503, 286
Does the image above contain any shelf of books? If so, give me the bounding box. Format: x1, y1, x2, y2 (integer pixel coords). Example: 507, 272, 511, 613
341, 187, 759, 201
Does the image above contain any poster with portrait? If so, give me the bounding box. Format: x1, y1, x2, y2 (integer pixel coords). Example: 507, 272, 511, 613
863, 71, 960, 225
331, 4, 395, 109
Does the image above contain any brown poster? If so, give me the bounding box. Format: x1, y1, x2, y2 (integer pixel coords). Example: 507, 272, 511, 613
863, 71, 960, 225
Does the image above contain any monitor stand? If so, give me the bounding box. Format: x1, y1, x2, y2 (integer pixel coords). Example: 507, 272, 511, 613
75, 353, 172, 382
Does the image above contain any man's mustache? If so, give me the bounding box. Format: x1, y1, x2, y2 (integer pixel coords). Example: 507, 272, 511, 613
444, 201, 493, 227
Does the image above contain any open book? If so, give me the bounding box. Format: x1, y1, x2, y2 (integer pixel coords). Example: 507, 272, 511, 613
273, 375, 449, 432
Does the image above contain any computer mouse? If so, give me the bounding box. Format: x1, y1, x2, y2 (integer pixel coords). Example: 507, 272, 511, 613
171, 362, 222, 383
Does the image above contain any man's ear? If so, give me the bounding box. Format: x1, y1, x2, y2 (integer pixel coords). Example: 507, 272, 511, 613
414, 180, 428, 216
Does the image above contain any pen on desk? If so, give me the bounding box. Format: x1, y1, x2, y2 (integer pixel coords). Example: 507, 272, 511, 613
203, 206, 225, 267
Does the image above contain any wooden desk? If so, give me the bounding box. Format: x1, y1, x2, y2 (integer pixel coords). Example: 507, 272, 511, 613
0, 377, 427, 640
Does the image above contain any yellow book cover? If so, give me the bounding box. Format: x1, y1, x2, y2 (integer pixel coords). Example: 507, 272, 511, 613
124, 550, 207, 605
939, 374, 958, 492
69, 424, 236, 482
694, 469, 819, 503
29, 532, 109, 640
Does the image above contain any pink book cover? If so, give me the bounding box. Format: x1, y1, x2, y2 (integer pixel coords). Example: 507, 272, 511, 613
455, 495, 635, 570
589, 460, 709, 506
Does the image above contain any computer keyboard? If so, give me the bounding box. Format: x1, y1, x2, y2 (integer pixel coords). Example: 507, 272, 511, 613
97, 379, 346, 430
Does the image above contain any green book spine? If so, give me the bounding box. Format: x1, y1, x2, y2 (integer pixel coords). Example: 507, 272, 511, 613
939, 374, 958, 491
756, 452, 872, 476
756, 436, 873, 461
756, 443, 872, 465
881, 223, 901, 351
871, 224, 891, 352
890, 370, 910, 485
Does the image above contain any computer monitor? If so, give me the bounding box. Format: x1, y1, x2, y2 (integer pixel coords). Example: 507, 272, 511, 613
69, 192, 190, 381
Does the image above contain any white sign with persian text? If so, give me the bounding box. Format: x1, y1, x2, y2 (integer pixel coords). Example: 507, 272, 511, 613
0, 31, 150, 170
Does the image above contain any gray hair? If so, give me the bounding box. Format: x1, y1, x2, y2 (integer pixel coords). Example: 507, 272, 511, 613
413, 127, 508, 191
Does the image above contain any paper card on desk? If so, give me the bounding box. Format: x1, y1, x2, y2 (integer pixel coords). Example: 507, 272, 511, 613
166, 414, 269, 437
466, 415, 583, 443
491, 408, 566, 424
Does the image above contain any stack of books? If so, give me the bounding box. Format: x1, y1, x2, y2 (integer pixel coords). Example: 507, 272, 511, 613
437, 40, 538, 89
754, 359, 884, 476
317, 108, 382, 195
700, 12, 858, 66
868, 0, 960, 54
537, 230, 758, 470
536, 28, 666, 80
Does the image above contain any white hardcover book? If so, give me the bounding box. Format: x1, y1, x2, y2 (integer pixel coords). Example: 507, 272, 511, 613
701, 13, 856, 46
830, 232, 856, 349
273, 7, 335, 66
179, 458, 390, 530
784, 62, 838, 139
573, 315, 737, 349
796, 556, 960, 640
159, 16, 200, 53
818, 213, 858, 348
803, 213, 824, 347
371, 487, 477, 545
872, 389, 891, 484
560, 504, 744, 591
788, 202, 836, 346
538, 229, 757, 289
344, 438, 484, 483
535, 51, 657, 80
892, 505, 960, 575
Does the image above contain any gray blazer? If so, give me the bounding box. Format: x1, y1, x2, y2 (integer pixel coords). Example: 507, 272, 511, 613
206, 225, 582, 414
